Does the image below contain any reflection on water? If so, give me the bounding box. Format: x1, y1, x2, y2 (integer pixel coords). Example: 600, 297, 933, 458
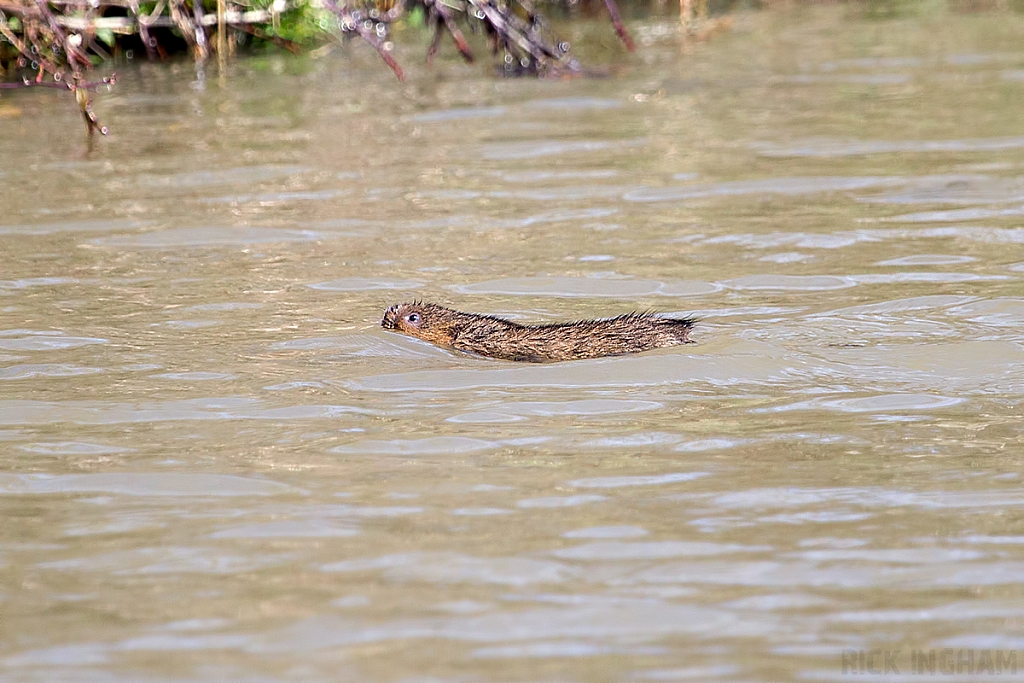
3, 6, 1024, 681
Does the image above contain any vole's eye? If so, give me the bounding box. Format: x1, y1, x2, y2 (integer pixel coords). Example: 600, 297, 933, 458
406, 313, 421, 325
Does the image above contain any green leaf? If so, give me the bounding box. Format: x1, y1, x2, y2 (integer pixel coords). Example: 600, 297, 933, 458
407, 5, 425, 28
96, 27, 116, 46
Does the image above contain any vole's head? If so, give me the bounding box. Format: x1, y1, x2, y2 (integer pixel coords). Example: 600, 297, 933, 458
382, 302, 458, 347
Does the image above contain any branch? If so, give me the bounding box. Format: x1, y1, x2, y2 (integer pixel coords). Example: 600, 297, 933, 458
73, 80, 106, 135
428, 0, 473, 62
353, 19, 404, 81
128, 0, 158, 59
0, 18, 37, 65
602, 0, 635, 51
192, 0, 209, 59
321, 0, 406, 81
168, 0, 198, 52
34, 0, 91, 69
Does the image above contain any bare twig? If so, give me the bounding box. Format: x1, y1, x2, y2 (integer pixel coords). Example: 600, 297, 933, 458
426, 0, 473, 62
168, 0, 198, 53
128, 0, 158, 59
352, 18, 404, 80
469, 0, 563, 67
193, 0, 209, 58
74, 75, 107, 135
0, 17, 55, 71
34, 0, 90, 69
321, 0, 406, 80
602, 0, 635, 51
426, 18, 444, 62
216, 0, 226, 56
0, 72, 115, 89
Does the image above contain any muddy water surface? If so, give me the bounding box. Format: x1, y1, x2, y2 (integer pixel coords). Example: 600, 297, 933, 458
3, 7, 1024, 681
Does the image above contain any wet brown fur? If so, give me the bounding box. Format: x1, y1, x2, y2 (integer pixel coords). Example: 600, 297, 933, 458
382, 302, 696, 362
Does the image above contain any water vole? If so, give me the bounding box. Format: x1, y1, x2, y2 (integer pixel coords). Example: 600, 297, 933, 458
382, 302, 695, 362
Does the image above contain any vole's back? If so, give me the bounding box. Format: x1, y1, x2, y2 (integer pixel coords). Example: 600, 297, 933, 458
451, 312, 695, 362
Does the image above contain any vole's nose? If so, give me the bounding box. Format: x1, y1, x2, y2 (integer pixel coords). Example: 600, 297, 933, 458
382, 306, 398, 330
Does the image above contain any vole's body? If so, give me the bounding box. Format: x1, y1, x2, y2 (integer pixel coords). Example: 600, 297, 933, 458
382, 302, 695, 362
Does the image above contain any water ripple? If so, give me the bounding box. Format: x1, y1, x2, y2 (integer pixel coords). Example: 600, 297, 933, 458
525, 97, 622, 110
134, 165, 308, 188
0, 364, 104, 379
347, 344, 792, 391
563, 526, 649, 539
875, 254, 976, 266
552, 541, 770, 560
0, 398, 374, 425
480, 138, 646, 161
251, 601, 779, 652
518, 495, 607, 508
408, 106, 507, 123
18, 442, 131, 455
0, 219, 151, 235
308, 277, 424, 291
755, 137, 1024, 157
624, 175, 908, 202
0, 335, 108, 351
322, 552, 572, 585
208, 520, 359, 538
0, 473, 298, 496
91, 227, 324, 248
568, 472, 709, 488
39, 546, 292, 574
452, 276, 720, 297
331, 437, 498, 455
722, 275, 854, 291
763, 394, 964, 413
